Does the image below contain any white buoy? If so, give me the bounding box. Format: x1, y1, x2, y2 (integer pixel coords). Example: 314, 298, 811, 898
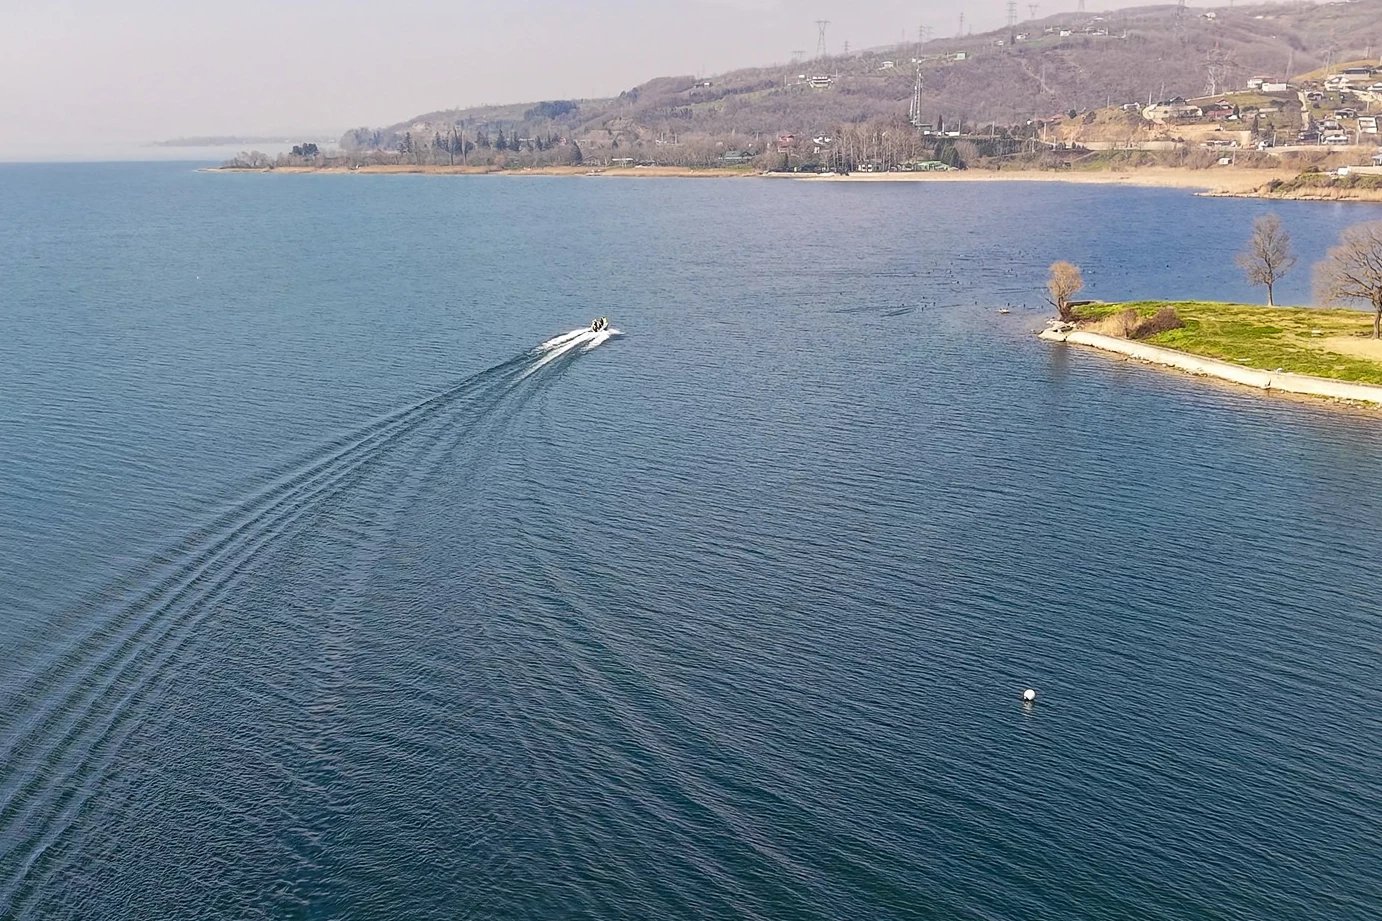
1023, 689, 1036, 703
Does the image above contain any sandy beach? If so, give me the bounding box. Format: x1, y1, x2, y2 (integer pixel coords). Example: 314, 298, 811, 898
780, 167, 1303, 195
211, 162, 1323, 196
213, 164, 757, 179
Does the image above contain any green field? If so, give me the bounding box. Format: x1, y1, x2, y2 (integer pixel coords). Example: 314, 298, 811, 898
1077, 301, 1382, 385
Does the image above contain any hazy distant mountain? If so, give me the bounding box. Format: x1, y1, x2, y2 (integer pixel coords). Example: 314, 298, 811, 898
342, 0, 1382, 163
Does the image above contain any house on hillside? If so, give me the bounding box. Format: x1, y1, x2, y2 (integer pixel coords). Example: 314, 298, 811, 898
1261, 82, 1291, 93
776, 134, 797, 151
1359, 116, 1378, 135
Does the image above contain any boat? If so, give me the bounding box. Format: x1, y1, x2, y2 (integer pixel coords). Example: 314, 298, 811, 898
590, 316, 610, 332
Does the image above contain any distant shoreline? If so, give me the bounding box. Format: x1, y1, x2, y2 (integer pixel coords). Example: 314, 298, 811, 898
776, 167, 1299, 195
204, 163, 1376, 198
204, 163, 1382, 202
205, 164, 757, 179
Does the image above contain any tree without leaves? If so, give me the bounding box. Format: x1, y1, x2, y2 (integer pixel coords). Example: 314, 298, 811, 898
1236, 213, 1295, 306
1314, 221, 1382, 339
1046, 261, 1085, 322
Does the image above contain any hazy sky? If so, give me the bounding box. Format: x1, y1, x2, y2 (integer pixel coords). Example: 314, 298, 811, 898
2, 1, 1048, 160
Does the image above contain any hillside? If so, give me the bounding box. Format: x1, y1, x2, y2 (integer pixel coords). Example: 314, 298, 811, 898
330, 0, 1382, 170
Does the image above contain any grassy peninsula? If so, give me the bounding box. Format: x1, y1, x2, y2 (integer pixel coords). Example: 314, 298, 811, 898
1076, 301, 1382, 385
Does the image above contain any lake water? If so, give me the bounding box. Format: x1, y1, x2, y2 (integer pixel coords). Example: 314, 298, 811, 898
1, 163, 1379, 920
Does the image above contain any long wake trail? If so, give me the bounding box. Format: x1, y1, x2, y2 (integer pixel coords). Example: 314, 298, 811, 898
0, 326, 620, 916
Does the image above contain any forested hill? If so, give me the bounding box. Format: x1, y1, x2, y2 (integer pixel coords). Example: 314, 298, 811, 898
338, 0, 1382, 167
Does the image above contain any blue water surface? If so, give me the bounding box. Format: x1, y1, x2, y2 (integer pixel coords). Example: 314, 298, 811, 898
1, 163, 1379, 920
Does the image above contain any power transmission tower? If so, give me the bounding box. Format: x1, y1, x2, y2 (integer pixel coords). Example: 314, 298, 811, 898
1077, 0, 1086, 12
791, 49, 805, 64
1203, 43, 1234, 97
815, 20, 830, 60
957, 12, 964, 37
1006, 1, 1018, 29
1028, 4, 1040, 21
1322, 30, 1338, 78
843, 41, 850, 55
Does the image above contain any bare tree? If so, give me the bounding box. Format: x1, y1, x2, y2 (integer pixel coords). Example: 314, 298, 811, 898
1046, 261, 1085, 321
1315, 221, 1382, 339
1236, 213, 1295, 306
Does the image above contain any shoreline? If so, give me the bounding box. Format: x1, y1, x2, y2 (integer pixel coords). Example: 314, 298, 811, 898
1205, 188, 1382, 204
204, 163, 1382, 201
207, 164, 757, 179
1040, 325, 1382, 406
776, 167, 1300, 194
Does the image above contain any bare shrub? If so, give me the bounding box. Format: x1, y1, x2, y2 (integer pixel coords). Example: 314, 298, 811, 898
1131, 307, 1185, 339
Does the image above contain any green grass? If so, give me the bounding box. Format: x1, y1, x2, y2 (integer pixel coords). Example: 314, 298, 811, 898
1076, 300, 1382, 385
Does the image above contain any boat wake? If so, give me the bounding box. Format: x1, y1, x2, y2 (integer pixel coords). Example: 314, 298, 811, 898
528, 326, 623, 377
0, 325, 620, 918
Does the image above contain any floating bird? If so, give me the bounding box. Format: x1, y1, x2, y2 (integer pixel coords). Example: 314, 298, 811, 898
1023, 689, 1036, 703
